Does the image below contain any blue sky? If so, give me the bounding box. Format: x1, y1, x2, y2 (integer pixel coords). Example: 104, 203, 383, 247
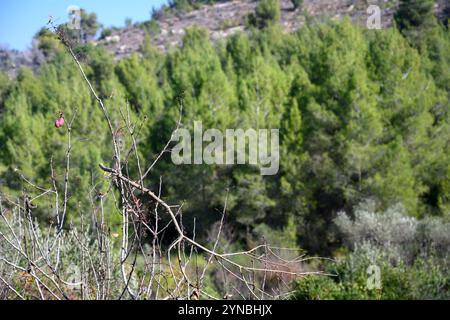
0, 0, 168, 51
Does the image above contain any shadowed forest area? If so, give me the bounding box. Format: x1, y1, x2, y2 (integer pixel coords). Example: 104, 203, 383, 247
0, 0, 449, 300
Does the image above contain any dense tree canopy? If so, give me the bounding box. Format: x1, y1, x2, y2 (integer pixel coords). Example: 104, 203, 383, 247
0, 13, 449, 257
1, 0, 450, 298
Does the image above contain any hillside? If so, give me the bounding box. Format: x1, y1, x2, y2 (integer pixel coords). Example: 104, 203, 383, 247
97, 0, 398, 59
1, 0, 448, 75
0, 0, 449, 300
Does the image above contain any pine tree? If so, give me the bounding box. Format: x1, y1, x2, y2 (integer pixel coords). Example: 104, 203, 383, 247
395, 0, 435, 31
279, 98, 308, 225
394, 0, 436, 45
247, 0, 280, 29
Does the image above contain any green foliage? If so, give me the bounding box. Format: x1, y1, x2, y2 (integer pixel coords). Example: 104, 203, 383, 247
34, 27, 64, 58
79, 9, 102, 42
247, 0, 281, 29
293, 204, 450, 300
335, 202, 450, 262
168, 0, 222, 12
0, 48, 122, 225
140, 20, 161, 36
292, 275, 342, 300
2, 5, 450, 299
394, 0, 435, 31
293, 247, 449, 300
0, 71, 11, 110
438, 165, 450, 217
1, 17, 450, 258
169, 0, 195, 12
444, 3, 450, 27
56, 8, 101, 45
394, 0, 437, 45
99, 28, 113, 40
253, 216, 298, 248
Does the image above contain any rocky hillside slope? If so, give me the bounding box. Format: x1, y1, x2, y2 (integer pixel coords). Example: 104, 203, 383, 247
1, 0, 448, 75
98, 0, 399, 59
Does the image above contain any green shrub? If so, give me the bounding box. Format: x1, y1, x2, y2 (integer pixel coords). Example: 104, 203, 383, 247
335, 202, 450, 263
292, 275, 341, 300
293, 246, 449, 300
247, 0, 280, 29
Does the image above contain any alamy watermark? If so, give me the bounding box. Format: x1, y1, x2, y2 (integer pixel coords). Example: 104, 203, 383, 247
67, 5, 81, 30
367, 4, 382, 29
366, 264, 382, 290
171, 121, 280, 176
